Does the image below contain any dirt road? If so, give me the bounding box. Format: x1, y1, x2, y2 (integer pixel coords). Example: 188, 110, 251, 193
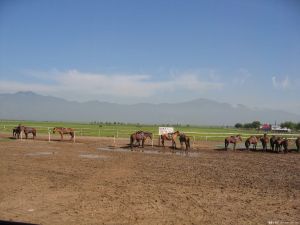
0, 135, 299, 224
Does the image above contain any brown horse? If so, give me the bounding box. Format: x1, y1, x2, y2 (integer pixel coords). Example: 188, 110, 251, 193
160, 131, 180, 149
245, 136, 258, 150
53, 127, 74, 140
224, 135, 242, 150
260, 134, 269, 151
14, 125, 36, 139
21, 126, 37, 139
274, 137, 288, 153
179, 133, 190, 151
296, 137, 300, 152
130, 131, 153, 150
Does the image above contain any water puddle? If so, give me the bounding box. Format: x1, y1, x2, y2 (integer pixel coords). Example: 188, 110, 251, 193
97, 147, 201, 157
79, 154, 109, 159
26, 152, 56, 156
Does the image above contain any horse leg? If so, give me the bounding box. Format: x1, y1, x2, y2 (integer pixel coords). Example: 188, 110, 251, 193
25, 132, 28, 139
233, 143, 236, 151
60, 132, 63, 141
224, 140, 228, 150
142, 139, 145, 152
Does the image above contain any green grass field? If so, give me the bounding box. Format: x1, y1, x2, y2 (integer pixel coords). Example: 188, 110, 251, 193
2, 119, 299, 142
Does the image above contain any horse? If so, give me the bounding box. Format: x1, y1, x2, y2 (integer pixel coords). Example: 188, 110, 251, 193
160, 131, 180, 149
296, 137, 300, 152
130, 131, 153, 150
21, 126, 36, 139
260, 134, 269, 152
274, 137, 288, 153
245, 136, 258, 150
270, 135, 276, 152
224, 135, 242, 150
281, 138, 288, 153
12, 127, 20, 138
53, 127, 74, 140
179, 133, 190, 152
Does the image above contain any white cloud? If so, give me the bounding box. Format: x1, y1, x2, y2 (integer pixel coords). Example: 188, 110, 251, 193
0, 70, 223, 101
272, 76, 290, 90
233, 68, 252, 85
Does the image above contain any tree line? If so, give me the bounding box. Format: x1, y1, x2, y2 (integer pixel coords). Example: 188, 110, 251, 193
235, 121, 300, 130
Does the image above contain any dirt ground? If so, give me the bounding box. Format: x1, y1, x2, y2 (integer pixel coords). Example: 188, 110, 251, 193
0, 134, 299, 225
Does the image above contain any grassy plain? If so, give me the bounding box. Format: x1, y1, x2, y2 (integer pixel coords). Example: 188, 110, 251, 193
0, 119, 287, 141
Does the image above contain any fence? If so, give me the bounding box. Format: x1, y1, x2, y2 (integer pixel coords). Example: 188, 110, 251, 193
1, 124, 299, 143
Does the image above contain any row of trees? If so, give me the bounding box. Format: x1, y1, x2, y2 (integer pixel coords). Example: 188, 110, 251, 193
234, 121, 261, 129
235, 121, 300, 130
280, 121, 300, 130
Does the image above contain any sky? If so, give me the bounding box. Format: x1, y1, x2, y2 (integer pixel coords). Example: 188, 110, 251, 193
0, 0, 300, 114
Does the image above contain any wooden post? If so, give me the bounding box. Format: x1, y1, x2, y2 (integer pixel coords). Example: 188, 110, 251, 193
152, 137, 154, 148
73, 132, 76, 143
193, 136, 195, 148
158, 135, 161, 146
48, 132, 51, 142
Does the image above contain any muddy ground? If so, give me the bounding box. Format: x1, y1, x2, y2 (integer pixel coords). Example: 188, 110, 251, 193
0, 134, 299, 225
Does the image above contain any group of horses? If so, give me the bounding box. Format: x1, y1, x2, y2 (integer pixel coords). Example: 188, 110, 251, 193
224, 134, 300, 153
11, 125, 300, 153
130, 130, 190, 151
12, 125, 74, 140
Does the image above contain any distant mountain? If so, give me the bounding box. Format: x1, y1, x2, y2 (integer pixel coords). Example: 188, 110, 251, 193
0, 92, 299, 125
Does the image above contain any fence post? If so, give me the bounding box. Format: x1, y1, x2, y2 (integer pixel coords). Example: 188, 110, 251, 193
48, 132, 51, 142
98, 128, 100, 137
73, 132, 76, 143
193, 136, 195, 148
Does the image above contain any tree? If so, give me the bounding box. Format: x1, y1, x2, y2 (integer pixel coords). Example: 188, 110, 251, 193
251, 121, 261, 129
280, 121, 295, 129
234, 123, 243, 128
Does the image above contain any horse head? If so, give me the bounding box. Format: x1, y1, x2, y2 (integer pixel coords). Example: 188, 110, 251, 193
236, 135, 242, 142
52, 127, 57, 134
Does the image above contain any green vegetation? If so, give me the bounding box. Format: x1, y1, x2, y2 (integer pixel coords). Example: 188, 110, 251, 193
280, 121, 300, 130
1, 120, 299, 141
234, 121, 261, 129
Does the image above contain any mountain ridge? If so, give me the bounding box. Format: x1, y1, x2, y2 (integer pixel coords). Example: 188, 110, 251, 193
0, 92, 299, 125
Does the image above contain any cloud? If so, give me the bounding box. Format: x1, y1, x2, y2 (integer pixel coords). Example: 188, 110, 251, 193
0, 69, 223, 101
272, 76, 290, 90
233, 68, 252, 85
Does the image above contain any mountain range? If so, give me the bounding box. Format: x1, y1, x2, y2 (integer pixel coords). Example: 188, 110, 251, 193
0, 91, 299, 125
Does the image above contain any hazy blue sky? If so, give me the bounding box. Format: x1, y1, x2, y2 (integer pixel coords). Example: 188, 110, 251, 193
0, 0, 299, 113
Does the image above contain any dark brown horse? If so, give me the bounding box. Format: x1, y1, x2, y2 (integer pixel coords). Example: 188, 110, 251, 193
14, 125, 36, 139
12, 127, 20, 138
160, 131, 180, 149
296, 137, 300, 152
260, 134, 269, 151
130, 131, 153, 150
21, 126, 37, 139
53, 127, 74, 140
179, 133, 190, 151
224, 135, 242, 150
245, 136, 258, 150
